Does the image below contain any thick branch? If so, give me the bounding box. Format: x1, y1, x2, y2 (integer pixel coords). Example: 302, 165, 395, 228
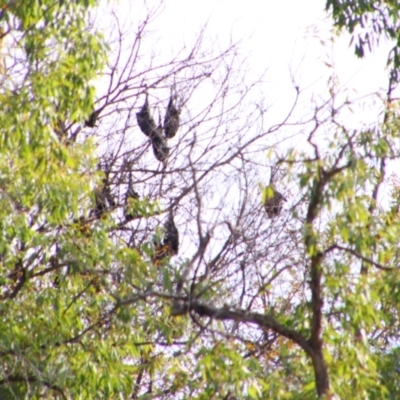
187, 300, 314, 356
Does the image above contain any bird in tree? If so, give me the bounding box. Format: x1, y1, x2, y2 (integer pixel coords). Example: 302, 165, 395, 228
85, 109, 100, 128
164, 212, 179, 255
93, 184, 114, 219
124, 171, 140, 221
136, 94, 158, 138
153, 212, 179, 265
264, 189, 286, 218
152, 120, 170, 162
163, 95, 180, 138
92, 163, 115, 219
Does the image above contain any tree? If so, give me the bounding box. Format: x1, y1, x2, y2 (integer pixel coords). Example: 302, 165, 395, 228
326, 0, 400, 99
1, 0, 400, 399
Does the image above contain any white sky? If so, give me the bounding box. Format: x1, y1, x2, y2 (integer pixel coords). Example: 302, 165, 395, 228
157, 2, 389, 84
97, 0, 396, 198
141, 0, 392, 131
98, 0, 393, 129
94, 0, 398, 200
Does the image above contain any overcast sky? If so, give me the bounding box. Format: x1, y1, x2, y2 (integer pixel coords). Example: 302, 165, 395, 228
136, 0, 390, 128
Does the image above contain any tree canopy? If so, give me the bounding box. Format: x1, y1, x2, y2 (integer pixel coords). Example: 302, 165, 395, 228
1, 0, 400, 399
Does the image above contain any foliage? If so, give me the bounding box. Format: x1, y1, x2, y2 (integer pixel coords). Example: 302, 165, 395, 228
326, 0, 400, 83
